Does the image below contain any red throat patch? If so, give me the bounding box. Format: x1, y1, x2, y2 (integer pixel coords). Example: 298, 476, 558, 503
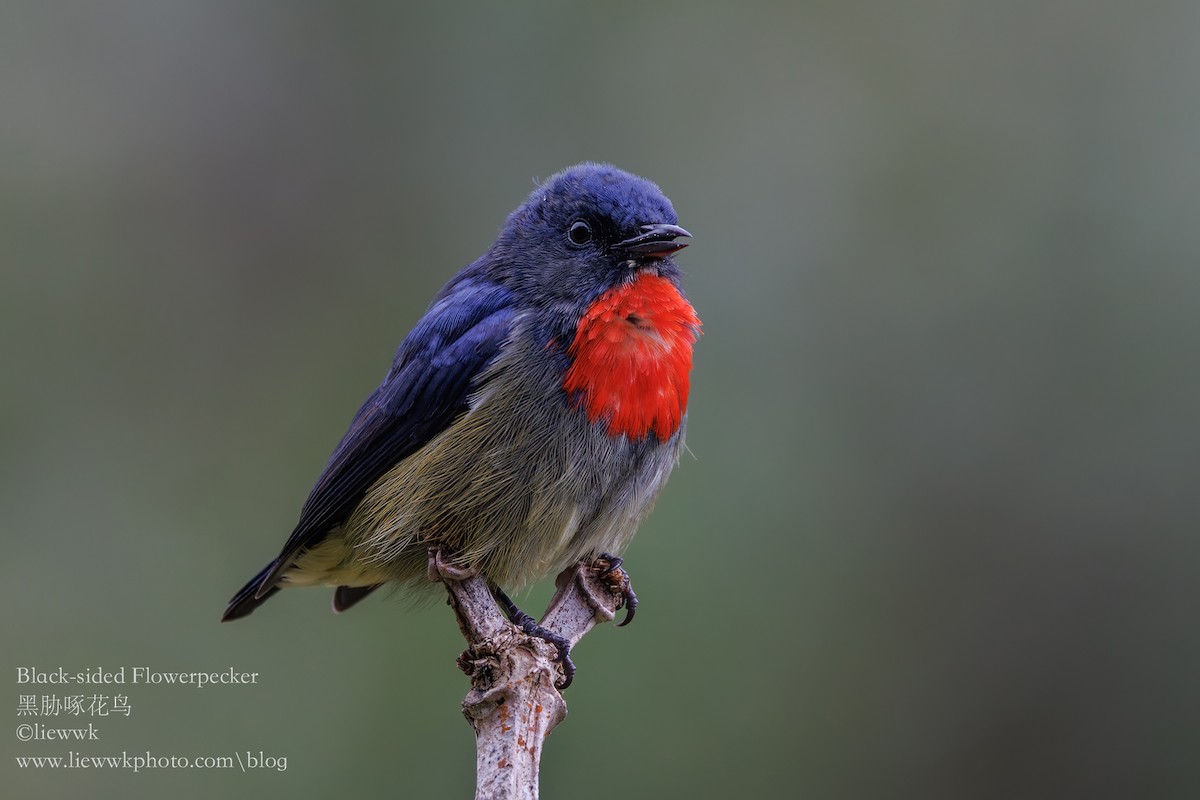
563, 273, 701, 440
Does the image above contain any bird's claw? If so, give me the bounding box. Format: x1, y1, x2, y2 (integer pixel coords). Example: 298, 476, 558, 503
515, 613, 576, 690
491, 585, 576, 690
595, 552, 638, 627
427, 545, 476, 583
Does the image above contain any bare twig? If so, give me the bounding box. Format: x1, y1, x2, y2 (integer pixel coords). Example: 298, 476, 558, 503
429, 549, 625, 800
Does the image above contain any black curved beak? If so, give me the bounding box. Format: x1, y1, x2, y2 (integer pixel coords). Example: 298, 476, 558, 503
615, 223, 692, 259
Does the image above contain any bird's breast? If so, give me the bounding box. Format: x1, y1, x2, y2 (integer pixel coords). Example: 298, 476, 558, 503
562, 273, 701, 441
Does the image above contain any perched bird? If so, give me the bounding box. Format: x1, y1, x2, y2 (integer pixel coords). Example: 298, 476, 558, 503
222, 164, 700, 677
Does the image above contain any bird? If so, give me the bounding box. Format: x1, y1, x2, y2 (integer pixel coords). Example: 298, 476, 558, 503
222, 163, 700, 680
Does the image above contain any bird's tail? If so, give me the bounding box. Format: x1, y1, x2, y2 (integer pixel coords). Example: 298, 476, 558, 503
221, 561, 280, 622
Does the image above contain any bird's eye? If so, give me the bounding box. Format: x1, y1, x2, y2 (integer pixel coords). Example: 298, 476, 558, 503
567, 220, 593, 245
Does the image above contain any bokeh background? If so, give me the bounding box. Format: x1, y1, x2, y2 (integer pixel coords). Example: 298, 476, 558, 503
4, 2, 1198, 798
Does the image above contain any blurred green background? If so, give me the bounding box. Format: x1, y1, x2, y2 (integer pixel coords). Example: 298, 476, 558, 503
4, 2, 1198, 798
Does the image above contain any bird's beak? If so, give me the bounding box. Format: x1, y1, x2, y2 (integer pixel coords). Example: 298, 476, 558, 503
615, 223, 692, 259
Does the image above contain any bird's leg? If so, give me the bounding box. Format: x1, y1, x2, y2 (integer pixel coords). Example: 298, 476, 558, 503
594, 552, 638, 627
490, 585, 576, 690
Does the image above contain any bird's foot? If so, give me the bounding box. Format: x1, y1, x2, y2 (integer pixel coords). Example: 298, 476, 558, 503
427, 545, 477, 583
491, 586, 576, 690
594, 552, 638, 627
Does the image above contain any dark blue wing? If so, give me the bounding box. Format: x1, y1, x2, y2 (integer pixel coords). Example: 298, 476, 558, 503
244, 277, 516, 603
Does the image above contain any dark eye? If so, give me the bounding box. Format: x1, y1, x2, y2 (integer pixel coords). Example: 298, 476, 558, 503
567, 220, 593, 245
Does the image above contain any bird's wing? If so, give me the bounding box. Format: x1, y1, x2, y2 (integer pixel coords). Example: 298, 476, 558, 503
256, 278, 517, 594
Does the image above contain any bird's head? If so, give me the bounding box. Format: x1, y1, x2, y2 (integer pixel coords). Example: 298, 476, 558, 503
488, 163, 691, 338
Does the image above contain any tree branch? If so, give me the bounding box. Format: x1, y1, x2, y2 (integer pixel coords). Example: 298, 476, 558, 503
429, 549, 624, 800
